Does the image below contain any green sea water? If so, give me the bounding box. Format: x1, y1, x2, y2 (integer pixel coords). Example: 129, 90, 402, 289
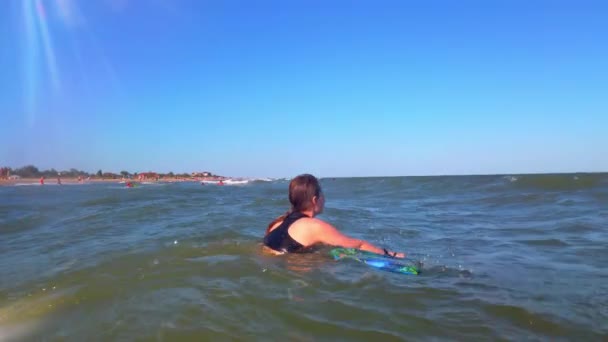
1, 174, 607, 340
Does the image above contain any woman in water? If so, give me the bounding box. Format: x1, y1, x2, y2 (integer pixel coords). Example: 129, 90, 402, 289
264, 174, 405, 258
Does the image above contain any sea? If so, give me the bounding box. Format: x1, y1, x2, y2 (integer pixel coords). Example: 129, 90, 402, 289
1, 174, 607, 341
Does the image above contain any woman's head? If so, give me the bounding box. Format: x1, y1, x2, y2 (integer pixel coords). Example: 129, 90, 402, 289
265, 174, 324, 234
289, 174, 324, 216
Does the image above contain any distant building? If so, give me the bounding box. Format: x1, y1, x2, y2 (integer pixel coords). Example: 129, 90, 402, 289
138, 172, 158, 180
191, 171, 212, 177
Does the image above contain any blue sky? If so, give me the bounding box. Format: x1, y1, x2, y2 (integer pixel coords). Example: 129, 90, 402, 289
1, 0, 606, 177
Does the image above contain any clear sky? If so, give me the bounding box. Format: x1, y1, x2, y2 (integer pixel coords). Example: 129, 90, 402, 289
1, 0, 606, 178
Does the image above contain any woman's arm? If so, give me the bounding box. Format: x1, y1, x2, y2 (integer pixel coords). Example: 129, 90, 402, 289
313, 220, 405, 258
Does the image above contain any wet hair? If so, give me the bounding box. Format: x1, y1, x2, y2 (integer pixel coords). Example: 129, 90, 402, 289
265, 174, 322, 234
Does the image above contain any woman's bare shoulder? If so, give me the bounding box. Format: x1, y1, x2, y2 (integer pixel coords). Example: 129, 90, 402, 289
294, 217, 332, 231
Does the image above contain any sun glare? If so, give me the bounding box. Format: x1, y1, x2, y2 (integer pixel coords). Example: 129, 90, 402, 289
36, 0, 61, 91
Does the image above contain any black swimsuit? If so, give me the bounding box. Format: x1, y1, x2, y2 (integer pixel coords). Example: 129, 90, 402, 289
263, 212, 309, 253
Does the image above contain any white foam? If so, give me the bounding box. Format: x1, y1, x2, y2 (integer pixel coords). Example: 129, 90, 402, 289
250, 177, 274, 182
201, 179, 251, 185
223, 179, 249, 185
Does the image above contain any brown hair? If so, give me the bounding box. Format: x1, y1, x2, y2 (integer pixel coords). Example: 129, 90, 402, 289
265, 174, 322, 234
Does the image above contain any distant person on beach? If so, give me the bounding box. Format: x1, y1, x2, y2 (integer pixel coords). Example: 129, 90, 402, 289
263, 174, 405, 257
39, 176, 44, 185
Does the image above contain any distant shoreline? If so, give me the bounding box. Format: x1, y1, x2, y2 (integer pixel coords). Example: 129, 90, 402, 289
0, 176, 227, 187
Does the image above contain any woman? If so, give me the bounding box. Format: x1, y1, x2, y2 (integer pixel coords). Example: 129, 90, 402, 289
263, 174, 405, 258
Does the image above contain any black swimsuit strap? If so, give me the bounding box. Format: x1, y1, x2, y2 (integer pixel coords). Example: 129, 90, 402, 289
263, 211, 310, 253
281, 212, 309, 225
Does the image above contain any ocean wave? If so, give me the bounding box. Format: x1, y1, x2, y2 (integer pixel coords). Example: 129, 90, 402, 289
515, 238, 569, 247
2, 174, 607, 339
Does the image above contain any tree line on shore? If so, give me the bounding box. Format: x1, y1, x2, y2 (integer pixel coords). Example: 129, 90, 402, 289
0, 165, 206, 179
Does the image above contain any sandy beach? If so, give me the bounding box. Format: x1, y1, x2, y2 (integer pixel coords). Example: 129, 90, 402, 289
0, 177, 111, 186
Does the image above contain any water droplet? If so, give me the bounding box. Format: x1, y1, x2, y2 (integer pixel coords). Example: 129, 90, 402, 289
174, 240, 178, 245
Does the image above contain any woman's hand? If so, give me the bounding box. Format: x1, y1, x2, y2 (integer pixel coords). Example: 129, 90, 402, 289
383, 248, 406, 259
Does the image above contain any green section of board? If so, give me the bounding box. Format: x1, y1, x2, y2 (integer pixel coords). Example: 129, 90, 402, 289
330, 248, 420, 275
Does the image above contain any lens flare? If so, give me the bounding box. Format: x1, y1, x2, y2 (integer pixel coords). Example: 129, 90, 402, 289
36, 0, 61, 91
20, 0, 176, 122
22, 0, 39, 125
